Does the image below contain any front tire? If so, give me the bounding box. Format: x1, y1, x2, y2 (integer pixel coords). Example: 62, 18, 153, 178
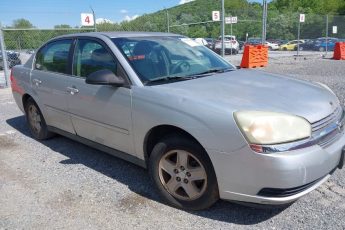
149, 135, 219, 210
24, 98, 54, 140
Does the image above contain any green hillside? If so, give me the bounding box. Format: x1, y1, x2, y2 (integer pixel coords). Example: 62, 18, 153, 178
104, 0, 263, 39
3, 0, 345, 50
117, 0, 345, 40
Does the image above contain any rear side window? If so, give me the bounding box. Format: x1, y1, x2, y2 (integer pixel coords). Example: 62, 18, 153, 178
35, 39, 72, 74
73, 39, 117, 78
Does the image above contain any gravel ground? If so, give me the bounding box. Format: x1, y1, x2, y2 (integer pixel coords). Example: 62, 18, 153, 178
1, 57, 345, 229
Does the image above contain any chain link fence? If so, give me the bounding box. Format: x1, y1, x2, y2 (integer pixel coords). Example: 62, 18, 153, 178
1, 9, 345, 87
169, 12, 345, 54
169, 9, 262, 40
266, 13, 345, 55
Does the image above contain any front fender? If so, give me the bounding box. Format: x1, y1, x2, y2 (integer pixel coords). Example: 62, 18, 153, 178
131, 87, 248, 160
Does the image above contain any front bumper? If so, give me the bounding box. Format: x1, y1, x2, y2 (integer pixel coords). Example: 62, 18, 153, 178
207, 129, 345, 205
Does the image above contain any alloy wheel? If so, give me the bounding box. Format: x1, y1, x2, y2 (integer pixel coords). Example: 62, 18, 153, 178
28, 104, 42, 134
158, 150, 207, 201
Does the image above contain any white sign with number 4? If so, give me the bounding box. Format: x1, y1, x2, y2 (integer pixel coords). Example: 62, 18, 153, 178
81, 13, 94, 26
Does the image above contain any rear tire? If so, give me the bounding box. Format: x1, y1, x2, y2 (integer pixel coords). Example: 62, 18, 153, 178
24, 98, 54, 140
149, 135, 219, 210
283, 47, 287, 51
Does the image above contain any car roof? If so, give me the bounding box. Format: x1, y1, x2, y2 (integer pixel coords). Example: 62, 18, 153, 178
53, 31, 181, 40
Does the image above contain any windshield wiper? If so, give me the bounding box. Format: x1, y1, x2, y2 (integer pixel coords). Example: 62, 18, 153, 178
145, 75, 195, 85
187, 68, 235, 77
144, 68, 235, 85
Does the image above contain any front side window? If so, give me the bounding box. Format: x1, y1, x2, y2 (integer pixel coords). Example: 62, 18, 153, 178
112, 36, 233, 85
73, 39, 117, 78
35, 39, 72, 74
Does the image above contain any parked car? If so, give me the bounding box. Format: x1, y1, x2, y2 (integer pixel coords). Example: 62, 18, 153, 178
11, 32, 345, 210
214, 35, 240, 54
246, 37, 262, 46
194, 38, 208, 46
265, 41, 279, 51
243, 38, 278, 50
313, 38, 338, 52
279, 40, 304, 51
277, 39, 289, 45
26, 49, 35, 54
0, 51, 22, 69
267, 39, 283, 45
298, 39, 317, 51
204, 38, 216, 50
238, 41, 245, 50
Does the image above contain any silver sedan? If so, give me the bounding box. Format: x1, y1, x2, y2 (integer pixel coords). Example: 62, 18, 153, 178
11, 32, 345, 210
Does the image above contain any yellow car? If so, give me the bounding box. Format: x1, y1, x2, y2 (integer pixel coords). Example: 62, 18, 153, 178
279, 40, 304, 51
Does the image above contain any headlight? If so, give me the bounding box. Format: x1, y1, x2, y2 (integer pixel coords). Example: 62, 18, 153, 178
234, 111, 311, 145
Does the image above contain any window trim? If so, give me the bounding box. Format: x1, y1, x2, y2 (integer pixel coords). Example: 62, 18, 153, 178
33, 37, 75, 76
71, 36, 132, 87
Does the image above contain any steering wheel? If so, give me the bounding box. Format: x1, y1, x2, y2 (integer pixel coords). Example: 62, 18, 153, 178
171, 61, 191, 74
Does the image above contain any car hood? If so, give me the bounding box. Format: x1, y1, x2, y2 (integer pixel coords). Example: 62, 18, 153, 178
154, 69, 340, 123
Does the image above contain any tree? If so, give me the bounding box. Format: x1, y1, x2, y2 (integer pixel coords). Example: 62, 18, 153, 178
54, 24, 72, 29
12, 18, 34, 28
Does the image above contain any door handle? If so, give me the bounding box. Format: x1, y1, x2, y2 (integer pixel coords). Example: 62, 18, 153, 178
66, 86, 79, 95
32, 79, 42, 86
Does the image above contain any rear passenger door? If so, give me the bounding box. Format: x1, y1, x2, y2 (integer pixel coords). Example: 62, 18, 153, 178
66, 38, 133, 154
31, 39, 76, 134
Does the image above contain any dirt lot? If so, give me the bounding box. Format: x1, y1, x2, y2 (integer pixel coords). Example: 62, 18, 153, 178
1, 56, 345, 229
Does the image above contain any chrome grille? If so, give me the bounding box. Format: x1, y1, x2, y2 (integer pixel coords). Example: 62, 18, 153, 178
311, 107, 345, 148
311, 107, 342, 132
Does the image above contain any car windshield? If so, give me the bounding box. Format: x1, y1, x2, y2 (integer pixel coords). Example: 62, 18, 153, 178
112, 36, 234, 85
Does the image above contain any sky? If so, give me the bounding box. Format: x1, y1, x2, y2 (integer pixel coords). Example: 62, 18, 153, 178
0, 0, 261, 28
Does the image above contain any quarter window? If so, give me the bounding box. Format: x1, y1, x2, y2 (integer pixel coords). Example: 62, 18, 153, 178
35, 40, 72, 74
73, 39, 117, 78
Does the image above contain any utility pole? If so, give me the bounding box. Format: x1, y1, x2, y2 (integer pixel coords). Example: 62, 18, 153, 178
221, 0, 225, 57
262, 0, 267, 44
166, 9, 170, 33
297, 19, 301, 56
90, 6, 97, 32
325, 14, 329, 56
230, 14, 233, 56
0, 27, 10, 87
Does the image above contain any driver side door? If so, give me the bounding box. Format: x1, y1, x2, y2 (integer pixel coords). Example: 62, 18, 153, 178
66, 38, 134, 154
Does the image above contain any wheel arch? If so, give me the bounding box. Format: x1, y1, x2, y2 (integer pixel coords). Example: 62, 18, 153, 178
22, 93, 45, 118
144, 124, 207, 162
22, 93, 33, 108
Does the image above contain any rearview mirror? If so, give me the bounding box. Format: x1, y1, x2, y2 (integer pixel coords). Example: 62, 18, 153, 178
86, 69, 125, 87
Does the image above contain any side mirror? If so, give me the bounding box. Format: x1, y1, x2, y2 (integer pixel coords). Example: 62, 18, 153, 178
86, 69, 125, 87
